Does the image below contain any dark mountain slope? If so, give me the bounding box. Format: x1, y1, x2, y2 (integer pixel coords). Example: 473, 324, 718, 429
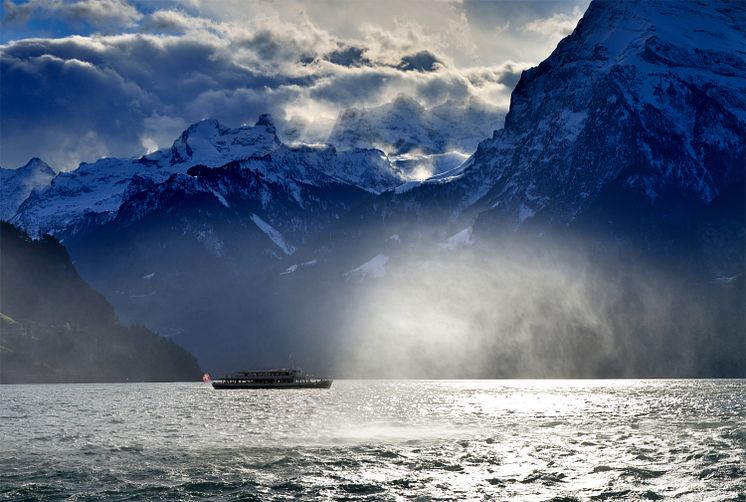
0, 222, 201, 383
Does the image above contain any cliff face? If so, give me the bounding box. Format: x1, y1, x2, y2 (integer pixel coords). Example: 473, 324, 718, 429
0, 222, 201, 383
447, 0, 744, 231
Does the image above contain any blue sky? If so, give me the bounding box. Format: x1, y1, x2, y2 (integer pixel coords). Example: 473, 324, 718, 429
0, 0, 589, 169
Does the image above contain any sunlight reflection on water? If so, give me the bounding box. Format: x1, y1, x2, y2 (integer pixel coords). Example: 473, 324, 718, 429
1, 379, 744, 500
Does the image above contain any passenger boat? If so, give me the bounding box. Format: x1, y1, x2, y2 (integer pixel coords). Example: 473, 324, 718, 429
211, 368, 333, 389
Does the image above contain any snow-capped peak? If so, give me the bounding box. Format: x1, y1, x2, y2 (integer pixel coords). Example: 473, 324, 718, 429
10, 112, 408, 236
18, 157, 56, 176
0, 157, 56, 221
168, 116, 281, 166
11, 117, 283, 236
426, 0, 745, 228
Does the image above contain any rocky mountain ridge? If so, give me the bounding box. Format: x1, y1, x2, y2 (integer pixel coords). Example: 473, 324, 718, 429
2, 0, 743, 377
408, 0, 745, 234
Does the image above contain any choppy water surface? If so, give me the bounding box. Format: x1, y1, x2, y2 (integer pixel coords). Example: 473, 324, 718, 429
1, 380, 745, 501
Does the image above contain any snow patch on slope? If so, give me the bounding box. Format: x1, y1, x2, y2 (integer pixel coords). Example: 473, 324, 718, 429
518, 204, 536, 223
280, 264, 298, 275
344, 254, 389, 281
250, 213, 296, 255
279, 259, 317, 275
210, 189, 230, 208
440, 228, 474, 251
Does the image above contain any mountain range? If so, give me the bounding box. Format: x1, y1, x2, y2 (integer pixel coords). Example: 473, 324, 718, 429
2, 0, 743, 378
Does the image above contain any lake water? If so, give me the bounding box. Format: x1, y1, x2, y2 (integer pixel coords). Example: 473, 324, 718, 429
1, 380, 744, 501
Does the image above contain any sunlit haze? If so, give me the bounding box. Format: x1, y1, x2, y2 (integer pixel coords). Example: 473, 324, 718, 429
1, 0, 744, 499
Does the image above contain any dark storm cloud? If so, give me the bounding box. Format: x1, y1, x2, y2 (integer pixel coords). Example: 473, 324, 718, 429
1, 28, 519, 169
0, 49, 152, 168
3, 35, 310, 94
497, 70, 522, 90
397, 50, 442, 72
309, 70, 390, 104
241, 29, 295, 61
324, 45, 370, 67
2, 0, 142, 29
415, 73, 470, 104
1, 1, 587, 169
0, 34, 318, 168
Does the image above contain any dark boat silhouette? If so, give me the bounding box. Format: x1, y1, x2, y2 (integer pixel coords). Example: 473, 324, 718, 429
211, 368, 332, 389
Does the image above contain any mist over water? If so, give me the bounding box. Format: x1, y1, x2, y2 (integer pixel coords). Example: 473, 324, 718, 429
68, 208, 742, 379
327, 234, 738, 378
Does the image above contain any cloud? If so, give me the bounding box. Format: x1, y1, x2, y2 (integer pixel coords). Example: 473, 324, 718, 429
324, 45, 370, 67
461, 0, 589, 63
241, 29, 305, 62
497, 69, 523, 89
397, 50, 442, 72
2, 0, 142, 29
0, 34, 271, 168
310, 69, 391, 105
0, 1, 588, 170
0, 30, 519, 169
0, 48, 152, 168
524, 7, 584, 43
140, 113, 188, 154
142, 9, 212, 34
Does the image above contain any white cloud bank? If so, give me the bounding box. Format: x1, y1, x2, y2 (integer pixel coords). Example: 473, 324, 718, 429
0, 0, 588, 170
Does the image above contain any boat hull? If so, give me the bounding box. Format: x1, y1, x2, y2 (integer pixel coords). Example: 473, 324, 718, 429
212, 380, 333, 389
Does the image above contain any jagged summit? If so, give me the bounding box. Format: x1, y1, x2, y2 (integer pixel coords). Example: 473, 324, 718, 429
10, 115, 406, 236
555, 0, 744, 70
0, 157, 56, 221
423, 0, 745, 229
19, 157, 56, 175
11, 117, 284, 236
2, 157, 56, 178
168, 116, 281, 166
255, 113, 277, 133
389, 94, 426, 114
